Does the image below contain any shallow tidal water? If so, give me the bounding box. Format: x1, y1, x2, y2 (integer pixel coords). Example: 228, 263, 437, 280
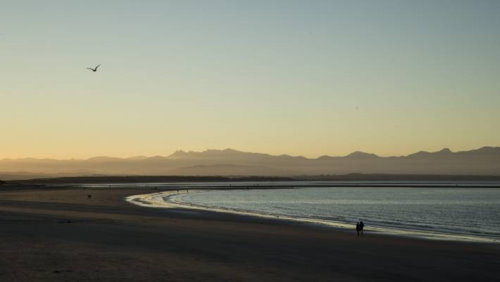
168, 187, 500, 242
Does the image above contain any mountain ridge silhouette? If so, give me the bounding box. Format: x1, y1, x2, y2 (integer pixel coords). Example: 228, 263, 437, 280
1, 146, 499, 179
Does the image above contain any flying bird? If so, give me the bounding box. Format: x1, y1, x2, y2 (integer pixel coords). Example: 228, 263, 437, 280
87, 64, 101, 72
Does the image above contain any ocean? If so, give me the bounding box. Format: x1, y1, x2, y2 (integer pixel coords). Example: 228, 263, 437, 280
162, 185, 500, 243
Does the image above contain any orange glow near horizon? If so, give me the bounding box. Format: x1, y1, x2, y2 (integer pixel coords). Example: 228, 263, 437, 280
1, 2, 499, 159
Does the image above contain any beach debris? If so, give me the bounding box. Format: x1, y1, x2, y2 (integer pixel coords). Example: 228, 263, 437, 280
58, 219, 73, 224
52, 269, 73, 274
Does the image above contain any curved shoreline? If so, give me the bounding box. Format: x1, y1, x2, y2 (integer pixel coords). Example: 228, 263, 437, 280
2, 187, 500, 281
126, 189, 498, 244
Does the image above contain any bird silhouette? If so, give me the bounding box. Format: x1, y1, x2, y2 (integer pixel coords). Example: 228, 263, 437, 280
87, 64, 101, 72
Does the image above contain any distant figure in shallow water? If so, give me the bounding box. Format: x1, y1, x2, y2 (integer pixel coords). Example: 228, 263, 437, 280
359, 221, 364, 235
356, 222, 361, 236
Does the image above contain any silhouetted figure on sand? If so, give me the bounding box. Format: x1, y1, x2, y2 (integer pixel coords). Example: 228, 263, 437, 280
356, 220, 365, 236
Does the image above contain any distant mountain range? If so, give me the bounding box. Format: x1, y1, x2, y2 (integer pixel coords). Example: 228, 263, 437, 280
1, 147, 499, 180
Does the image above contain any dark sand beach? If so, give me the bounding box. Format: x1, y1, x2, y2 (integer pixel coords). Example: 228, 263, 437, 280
0, 187, 499, 281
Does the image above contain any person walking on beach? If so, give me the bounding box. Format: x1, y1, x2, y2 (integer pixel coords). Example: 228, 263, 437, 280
356, 222, 361, 236
359, 220, 364, 235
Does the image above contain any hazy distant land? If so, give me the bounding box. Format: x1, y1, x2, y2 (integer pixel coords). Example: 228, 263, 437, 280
4, 174, 500, 186
1, 146, 499, 180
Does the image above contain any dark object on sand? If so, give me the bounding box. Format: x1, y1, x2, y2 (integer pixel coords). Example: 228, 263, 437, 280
53, 270, 73, 274
88, 194, 92, 199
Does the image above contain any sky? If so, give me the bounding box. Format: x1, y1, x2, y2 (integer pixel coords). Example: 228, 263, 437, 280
1, 0, 499, 158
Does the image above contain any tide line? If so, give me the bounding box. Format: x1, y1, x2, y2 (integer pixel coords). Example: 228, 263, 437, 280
126, 190, 498, 244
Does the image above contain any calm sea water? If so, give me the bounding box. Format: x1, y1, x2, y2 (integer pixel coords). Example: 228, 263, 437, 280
168, 187, 500, 242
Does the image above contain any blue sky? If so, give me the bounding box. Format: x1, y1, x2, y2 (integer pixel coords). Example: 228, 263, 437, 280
1, 1, 499, 158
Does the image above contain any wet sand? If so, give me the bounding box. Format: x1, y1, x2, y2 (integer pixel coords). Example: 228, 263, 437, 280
0, 187, 499, 281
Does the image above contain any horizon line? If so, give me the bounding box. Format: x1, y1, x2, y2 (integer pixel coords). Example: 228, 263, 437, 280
1, 145, 498, 161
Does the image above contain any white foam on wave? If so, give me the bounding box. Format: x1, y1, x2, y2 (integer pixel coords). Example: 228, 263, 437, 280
126, 190, 498, 244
